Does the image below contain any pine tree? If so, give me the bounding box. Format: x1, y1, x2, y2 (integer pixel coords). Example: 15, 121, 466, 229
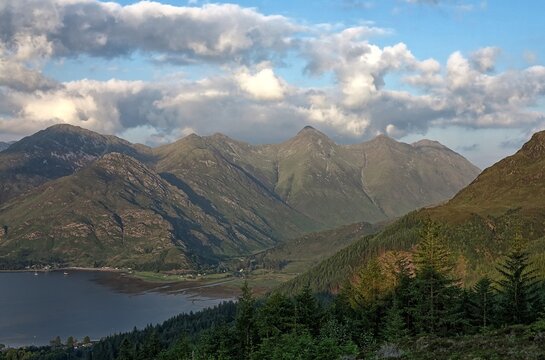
117, 338, 133, 360
469, 277, 495, 329
496, 244, 540, 324
412, 221, 460, 335
382, 304, 409, 342
414, 221, 453, 274
236, 281, 256, 359
137, 331, 161, 360
157, 336, 192, 360
257, 293, 295, 338
349, 258, 389, 310
390, 254, 416, 334
66, 336, 75, 348
295, 284, 322, 335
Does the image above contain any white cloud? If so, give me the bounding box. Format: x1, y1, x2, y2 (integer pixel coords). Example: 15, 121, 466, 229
470, 46, 500, 73
0, 0, 300, 63
0, 0, 544, 162
235, 66, 286, 101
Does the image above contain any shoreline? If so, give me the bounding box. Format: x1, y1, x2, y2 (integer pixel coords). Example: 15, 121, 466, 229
0, 267, 243, 298
0, 266, 125, 273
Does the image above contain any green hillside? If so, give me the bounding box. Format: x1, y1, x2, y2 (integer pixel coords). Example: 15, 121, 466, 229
257, 221, 380, 274
281, 130, 545, 294
0, 124, 153, 204
0, 153, 257, 270
0, 124, 480, 271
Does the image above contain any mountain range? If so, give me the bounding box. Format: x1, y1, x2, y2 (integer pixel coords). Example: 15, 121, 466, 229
0, 124, 479, 270
281, 130, 545, 294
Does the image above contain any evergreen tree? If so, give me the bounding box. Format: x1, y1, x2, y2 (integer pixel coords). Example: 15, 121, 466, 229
382, 304, 409, 342
196, 324, 237, 360
469, 277, 495, 329
117, 338, 134, 360
413, 221, 453, 274
295, 284, 322, 335
235, 281, 257, 359
137, 331, 161, 360
496, 245, 540, 324
50, 336, 62, 348
257, 293, 295, 338
350, 259, 390, 309
157, 336, 192, 360
412, 221, 460, 335
389, 254, 415, 334
66, 336, 75, 348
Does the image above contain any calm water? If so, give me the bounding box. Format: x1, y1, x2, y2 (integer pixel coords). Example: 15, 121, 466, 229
0, 271, 231, 348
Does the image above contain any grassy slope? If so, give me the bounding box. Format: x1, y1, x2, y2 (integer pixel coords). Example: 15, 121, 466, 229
0, 153, 258, 270
259, 221, 380, 274
0, 124, 480, 271
280, 131, 545, 294
154, 134, 319, 248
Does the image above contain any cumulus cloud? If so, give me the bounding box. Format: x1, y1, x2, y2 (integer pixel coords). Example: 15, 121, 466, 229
302, 28, 419, 109
0, 0, 300, 63
470, 46, 500, 73
235, 65, 287, 100
0, 0, 544, 155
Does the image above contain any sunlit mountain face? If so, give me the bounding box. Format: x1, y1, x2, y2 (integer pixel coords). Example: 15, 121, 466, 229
2, 2, 545, 358
0, 124, 478, 270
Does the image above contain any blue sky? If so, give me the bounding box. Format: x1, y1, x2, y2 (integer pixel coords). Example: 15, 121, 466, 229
1, 0, 544, 167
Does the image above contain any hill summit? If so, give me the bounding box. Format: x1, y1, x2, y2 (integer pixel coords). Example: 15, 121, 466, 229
0, 124, 480, 270
282, 129, 545, 294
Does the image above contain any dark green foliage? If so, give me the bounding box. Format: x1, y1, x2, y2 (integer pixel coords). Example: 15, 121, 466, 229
10, 237, 545, 360
156, 336, 192, 360
137, 331, 161, 360
496, 245, 541, 324
256, 293, 295, 338
294, 284, 322, 335
116, 338, 133, 360
235, 281, 256, 359
382, 305, 409, 342
468, 277, 495, 328
411, 266, 461, 335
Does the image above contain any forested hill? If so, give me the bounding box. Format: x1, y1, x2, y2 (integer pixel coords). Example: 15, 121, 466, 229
5, 240, 545, 359
280, 130, 545, 295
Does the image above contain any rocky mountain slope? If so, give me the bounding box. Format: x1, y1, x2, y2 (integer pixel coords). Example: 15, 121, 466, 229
0, 153, 259, 269
281, 130, 545, 294
0, 124, 152, 204
157, 126, 480, 227
0, 124, 479, 270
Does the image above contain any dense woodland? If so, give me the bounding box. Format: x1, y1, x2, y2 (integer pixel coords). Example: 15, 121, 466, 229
3, 222, 545, 359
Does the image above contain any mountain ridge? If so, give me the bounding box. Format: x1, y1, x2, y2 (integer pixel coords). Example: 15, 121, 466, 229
0, 124, 480, 271
280, 129, 545, 294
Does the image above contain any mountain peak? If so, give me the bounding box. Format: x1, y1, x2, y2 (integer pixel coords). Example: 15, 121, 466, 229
412, 139, 447, 150
294, 125, 330, 140
520, 130, 545, 159
367, 134, 400, 146
46, 123, 85, 132
41, 123, 106, 138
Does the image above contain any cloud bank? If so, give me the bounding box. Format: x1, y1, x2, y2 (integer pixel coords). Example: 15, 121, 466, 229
0, 0, 544, 161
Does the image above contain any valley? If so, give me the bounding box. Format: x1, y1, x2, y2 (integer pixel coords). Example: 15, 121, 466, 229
0, 124, 479, 275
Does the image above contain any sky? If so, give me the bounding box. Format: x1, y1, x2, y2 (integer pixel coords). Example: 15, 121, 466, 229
0, 0, 544, 168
